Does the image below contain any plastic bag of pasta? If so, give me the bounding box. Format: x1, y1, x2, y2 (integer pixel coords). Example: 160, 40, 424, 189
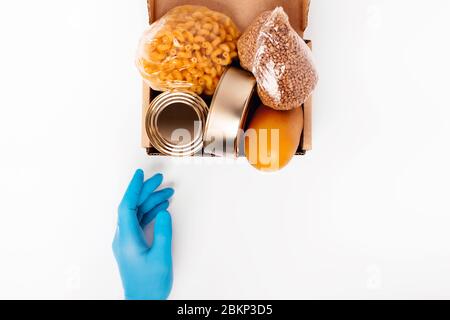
136, 5, 240, 96
237, 7, 318, 110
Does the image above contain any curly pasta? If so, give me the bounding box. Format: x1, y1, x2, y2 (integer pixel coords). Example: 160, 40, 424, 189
137, 5, 240, 95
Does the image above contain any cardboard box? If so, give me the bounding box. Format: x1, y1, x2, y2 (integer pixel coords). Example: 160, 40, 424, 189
142, 0, 313, 156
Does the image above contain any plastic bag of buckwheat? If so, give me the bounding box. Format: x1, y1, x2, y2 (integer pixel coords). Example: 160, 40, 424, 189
237, 7, 318, 110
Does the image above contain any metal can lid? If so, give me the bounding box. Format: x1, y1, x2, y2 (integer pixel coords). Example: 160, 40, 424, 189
146, 91, 208, 156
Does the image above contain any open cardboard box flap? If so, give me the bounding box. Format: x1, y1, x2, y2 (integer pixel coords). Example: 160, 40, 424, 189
148, 0, 310, 36
142, 0, 313, 155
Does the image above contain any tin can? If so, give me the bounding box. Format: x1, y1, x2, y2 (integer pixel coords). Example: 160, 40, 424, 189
146, 91, 208, 156
203, 67, 257, 157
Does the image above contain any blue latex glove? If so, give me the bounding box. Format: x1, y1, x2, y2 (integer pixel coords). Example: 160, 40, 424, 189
113, 169, 174, 300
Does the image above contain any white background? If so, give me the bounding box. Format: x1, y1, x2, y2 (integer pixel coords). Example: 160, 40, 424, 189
0, 0, 449, 299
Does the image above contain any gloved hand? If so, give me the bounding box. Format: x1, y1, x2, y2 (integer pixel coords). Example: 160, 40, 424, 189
113, 169, 174, 300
